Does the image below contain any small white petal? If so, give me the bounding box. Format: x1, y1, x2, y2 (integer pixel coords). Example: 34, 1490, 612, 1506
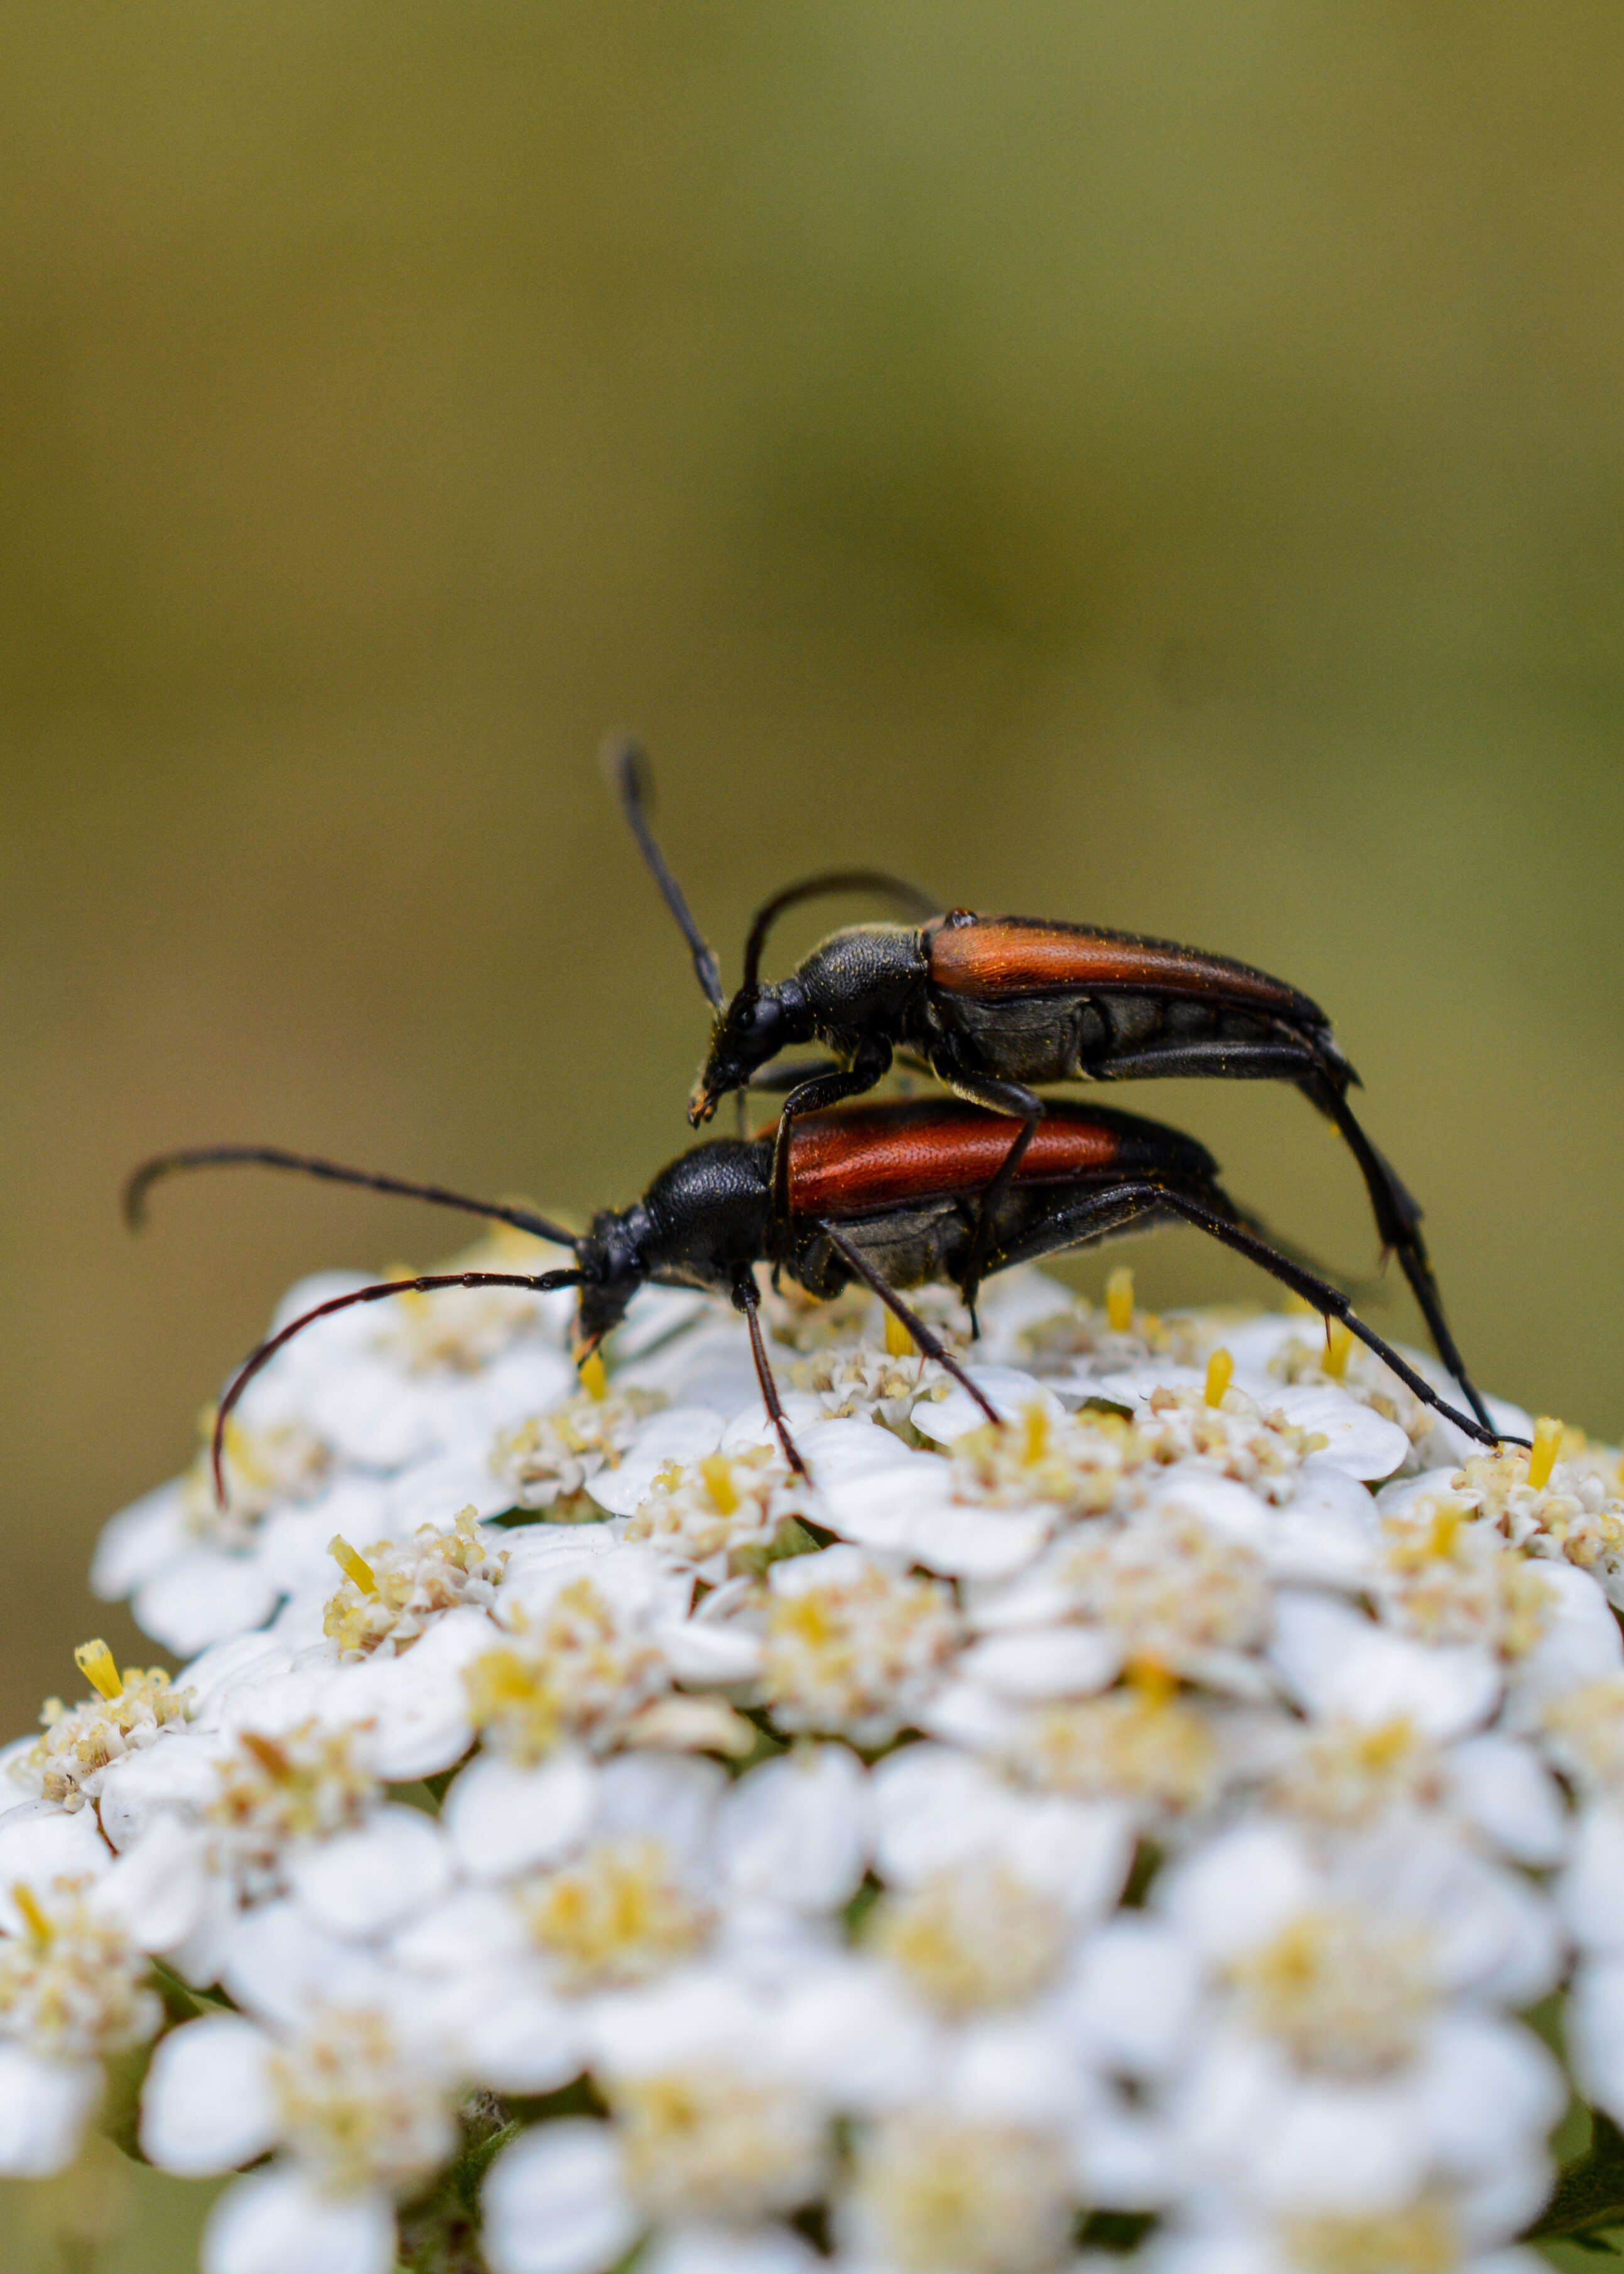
1157, 1824, 1314, 1961
175, 1631, 298, 1727
1505, 1559, 1623, 1719
331, 1604, 494, 1780
642, 2228, 820, 2274
1269, 1589, 1500, 1739
777, 1955, 939, 2110
220, 1901, 385, 2027
1262, 1385, 1409, 1481
141, 2016, 278, 2174
93, 1811, 208, 1951
383, 1447, 525, 1530
1448, 1734, 1567, 1867
1559, 1806, 1624, 1953
1571, 1958, 1624, 2126
655, 1613, 764, 1684
594, 1751, 726, 1868
482, 2119, 640, 2274
958, 1624, 1123, 1700
0, 2048, 100, 2175
444, 1750, 597, 1881
134, 1548, 281, 1655
91, 1479, 191, 1600
445, 1970, 585, 2095
203, 2168, 396, 2274
911, 1369, 1064, 1444
719, 1743, 869, 1911
391, 1886, 530, 1973
99, 1731, 225, 1851
1062, 1916, 1204, 2076
585, 1410, 727, 1517
0, 1803, 109, 1923
286, 1805, 451, 1939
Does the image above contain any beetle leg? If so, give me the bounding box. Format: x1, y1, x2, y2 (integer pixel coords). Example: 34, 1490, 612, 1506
768, 1045, 893, 1216
934, 1071, 1046, 1331
732, 1275, 808, 1477
1303, 1081, 1493, 1435
815, 1222, 1003, 1430
993, 1177, 1505, 1451
1075, 1035, 1491, 1434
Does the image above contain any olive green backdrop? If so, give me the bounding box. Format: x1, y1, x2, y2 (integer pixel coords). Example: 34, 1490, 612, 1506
2, 7, 1623, 2260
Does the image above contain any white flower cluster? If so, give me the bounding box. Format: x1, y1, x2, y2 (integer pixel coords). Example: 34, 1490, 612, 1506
6, 1246, 1624, 2274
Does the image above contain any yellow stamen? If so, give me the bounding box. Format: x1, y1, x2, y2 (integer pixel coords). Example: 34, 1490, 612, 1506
1105, 1267, 1134, 1334
578, 1349, 609, 1402
1322, 1317, 1353, 1379
73, 1640, 122, 1701
1204, 1347, 1234, 1408
11, 1883, 51, 1944
1126, 1658, 1178, 1708
240, 1730, 292, 1780
328, 1537, 379, 1596
884, 1306, 917, 1360
699, 1455, 740, 1515
1527, 1416, 1562, 1494
1426, 1504, 1464, 1558
1021, 1401, 1049, 1465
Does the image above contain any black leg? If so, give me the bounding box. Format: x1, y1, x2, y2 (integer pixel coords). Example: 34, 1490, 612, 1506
732, 1276, 808, 1476
769, 1053, 891, 1215
1305, 1081, 1493, 1435
1001, 1178, 1505, 1451
936, 1069, 1046, 1329
815, 1223, 1003, 1430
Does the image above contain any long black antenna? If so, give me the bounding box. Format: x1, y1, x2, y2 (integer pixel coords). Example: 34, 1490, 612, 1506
124, 1146, 580, 1251
604, 736, 724, 1010
742, 870, 942, 994
212, 1268, 583, 1501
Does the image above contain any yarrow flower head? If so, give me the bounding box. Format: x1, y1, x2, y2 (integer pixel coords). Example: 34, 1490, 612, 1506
27, 1259, 1624, 2268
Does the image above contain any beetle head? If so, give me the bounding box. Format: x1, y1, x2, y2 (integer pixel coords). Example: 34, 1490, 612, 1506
570, 1207, 648, 1357
689, 984, 802, 1125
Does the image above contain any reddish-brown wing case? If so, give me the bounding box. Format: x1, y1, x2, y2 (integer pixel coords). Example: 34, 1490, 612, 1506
784, 1098, 1126, 1221
926, 915, 1314, 1016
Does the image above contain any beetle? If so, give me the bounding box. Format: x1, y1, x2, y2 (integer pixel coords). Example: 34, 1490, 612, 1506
607, 740, 1492, 1432
127, 1097, 1505, 1502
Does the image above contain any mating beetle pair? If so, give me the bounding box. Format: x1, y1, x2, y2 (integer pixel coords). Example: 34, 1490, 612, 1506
127, 742, 1505, 1488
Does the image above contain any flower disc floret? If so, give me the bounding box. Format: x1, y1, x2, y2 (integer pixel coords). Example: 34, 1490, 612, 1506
1226, 1906, 1436, 2077
624, 1446, 814, 1575
1375, 1500, 1554, 1657
1450, 1445, 1624, 1602
490, 1386, 668, 1514
788, 1346, 948, 1427
946, 1403, 1140, 1520
867, 1860, 1069, 2014
763, 1547, 962, 1746
463, 1577, 669, 1765
17, 1646, 192, 1811
844, 2110, 1077, 2274
1266, 1717, 1446, 1830
609, 2066, 830, 2226
207, 1720, 381, 1898
0, 1878, 160, 2061
1042, 1503, 1271, 1670
323, 1508, 508, 1657
268, 2003, 458, 2195
516, 1836, 710, 1990
1279, 2190, 1463, 2274
371, 1230, 564, 1373
1004, 1678, 1221, 1814
181, 1412, 332, 1550
1137, 1382, 1324, 1501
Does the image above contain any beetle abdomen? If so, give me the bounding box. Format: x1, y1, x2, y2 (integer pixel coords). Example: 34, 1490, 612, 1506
782, 1097, 1216, 1221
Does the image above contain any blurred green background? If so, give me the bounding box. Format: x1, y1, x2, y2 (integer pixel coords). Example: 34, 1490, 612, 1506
3, 5, 1624, 2259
